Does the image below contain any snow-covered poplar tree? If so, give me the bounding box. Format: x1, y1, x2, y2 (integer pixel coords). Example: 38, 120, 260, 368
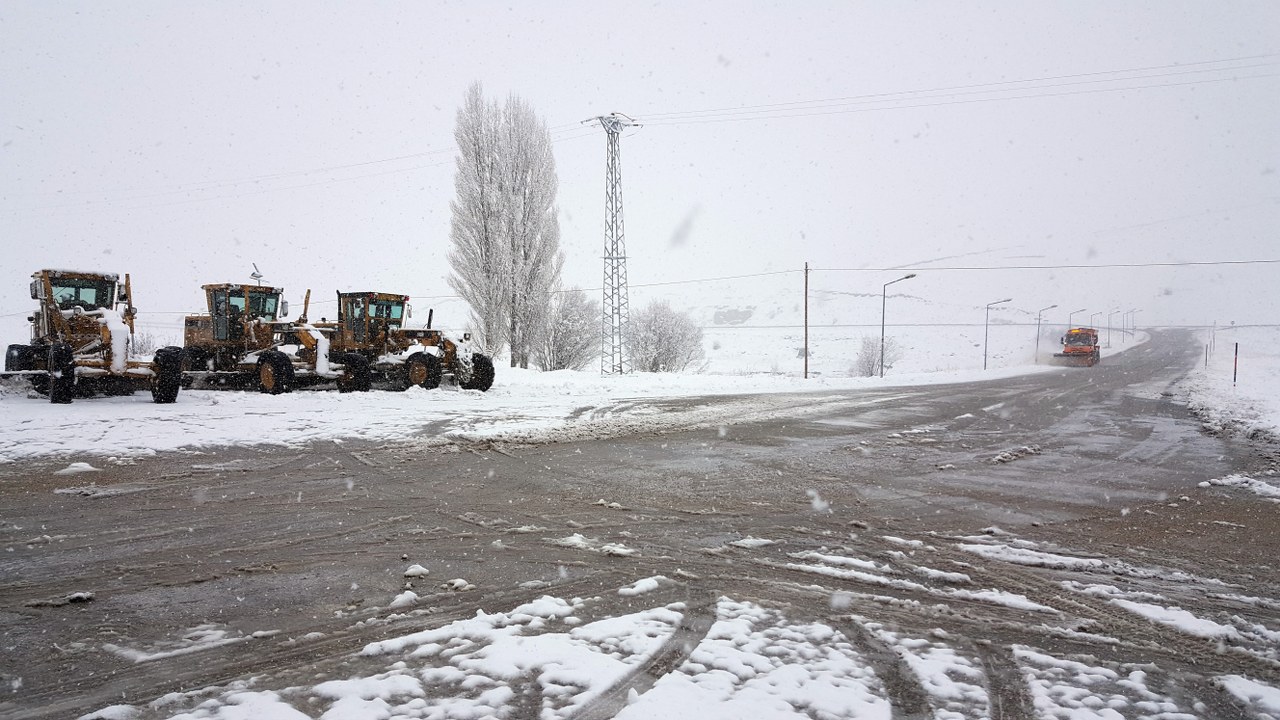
447, 83, 562, 367
500, 94, 562, 369
448, 84, 509, 355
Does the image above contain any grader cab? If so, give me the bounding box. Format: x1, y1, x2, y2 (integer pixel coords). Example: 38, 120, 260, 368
3, 269, 183, 403
182, 282, 334, 393
183, 283, 287, 373
327, 291, 495, 392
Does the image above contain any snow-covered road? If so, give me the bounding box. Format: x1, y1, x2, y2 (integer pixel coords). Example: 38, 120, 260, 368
0, 344, 1093, 464
4, 330, 1279, 720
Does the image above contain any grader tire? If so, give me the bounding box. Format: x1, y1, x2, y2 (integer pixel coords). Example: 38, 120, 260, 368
257, 350, 295, 395
48, 343, 75, 404
336, 353, 372, 393
404, 352, 443, 390
151, 346, 184, 404
5, 344, 32, 372
460, 353, 495, 392
7, 343, 51, 396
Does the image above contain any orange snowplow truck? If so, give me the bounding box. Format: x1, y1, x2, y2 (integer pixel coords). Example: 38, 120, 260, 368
1053, 327, 1100, 367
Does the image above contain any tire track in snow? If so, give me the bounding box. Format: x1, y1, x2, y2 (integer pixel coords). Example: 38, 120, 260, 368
0, 573, 623, 720
568, 589, 718, 720
975, 644, 1035, 720
838, 618, 933, 720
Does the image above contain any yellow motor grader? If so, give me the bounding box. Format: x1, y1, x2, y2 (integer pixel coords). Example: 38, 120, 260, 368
3, 270, 183, 403
182, 284, 493, 393
181, 282, 306, 392
315, 290, 494, 392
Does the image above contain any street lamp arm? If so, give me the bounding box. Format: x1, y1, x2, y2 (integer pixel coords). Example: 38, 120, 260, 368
884, 273, 917, 289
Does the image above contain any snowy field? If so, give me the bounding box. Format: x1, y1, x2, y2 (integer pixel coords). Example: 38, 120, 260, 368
1183, 325, 1280, 445
2, 269, 1164, 464
1, 331, 1131, 464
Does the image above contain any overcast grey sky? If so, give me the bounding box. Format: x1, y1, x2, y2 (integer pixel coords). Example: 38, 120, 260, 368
3, 1, 1278, 341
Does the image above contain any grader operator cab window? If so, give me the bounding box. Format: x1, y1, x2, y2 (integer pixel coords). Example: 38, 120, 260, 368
344, 296, 368, 343
51, 278, 115, 311
369, 299, 405, 330
235, 293, 279, 319
1065, 333, 1094, 346
339, 295, 404, 342
211, 289, 280, 341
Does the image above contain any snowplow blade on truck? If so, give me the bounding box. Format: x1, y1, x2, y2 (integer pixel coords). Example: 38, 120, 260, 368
1052, 327, 1101, 367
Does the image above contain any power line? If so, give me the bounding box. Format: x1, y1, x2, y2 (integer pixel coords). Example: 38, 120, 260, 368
8, 125, 599, 215
10, 54, 1273, 214
816, 258, 1280, 272
686, 322, 1280, 331
399, 269, 802, 303
105, 256, 1278, 320
10, 159, 453, 214
633, 269, 799, 288
639, 55, 1279, 122
641, 72, 1278, 127
30, 68, 1263, 214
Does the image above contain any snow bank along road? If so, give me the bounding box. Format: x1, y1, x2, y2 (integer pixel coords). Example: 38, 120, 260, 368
2, 331, 1278, 719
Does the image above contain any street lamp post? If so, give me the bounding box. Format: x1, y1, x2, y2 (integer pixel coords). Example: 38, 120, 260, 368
984, 298, 1013, 370
1035, 304, 1057, 364
1107, 309, 1119, 348
1089, 311, 1102, 329
1067, 307, 1087, 328
880, 273, 917, 377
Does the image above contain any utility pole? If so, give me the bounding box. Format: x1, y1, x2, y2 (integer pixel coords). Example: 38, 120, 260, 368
585, 113, 640, 375
881, 273, 916, 377
985, 298, 1012, 370
803, 262, 809, 379
1035, 304, 1057, 363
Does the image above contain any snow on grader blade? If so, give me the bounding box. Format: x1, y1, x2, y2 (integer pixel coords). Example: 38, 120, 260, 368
181, 285, 494, 394
1052, 327, 1101, 367
2, 270, 182, 404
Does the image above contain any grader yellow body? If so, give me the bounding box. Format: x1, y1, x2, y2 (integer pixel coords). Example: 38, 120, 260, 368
181, 284, 493, 393
3, 270, 182, 403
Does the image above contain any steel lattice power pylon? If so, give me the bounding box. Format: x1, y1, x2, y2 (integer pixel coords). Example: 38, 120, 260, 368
584, 112, 640, 375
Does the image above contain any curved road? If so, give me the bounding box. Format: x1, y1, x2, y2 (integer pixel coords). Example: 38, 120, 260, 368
1, 330, 1275, 719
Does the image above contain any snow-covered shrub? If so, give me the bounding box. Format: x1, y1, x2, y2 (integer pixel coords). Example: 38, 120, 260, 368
533, 287, 598, 371
853, 336, 903, 376
627, 300, 704, 372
